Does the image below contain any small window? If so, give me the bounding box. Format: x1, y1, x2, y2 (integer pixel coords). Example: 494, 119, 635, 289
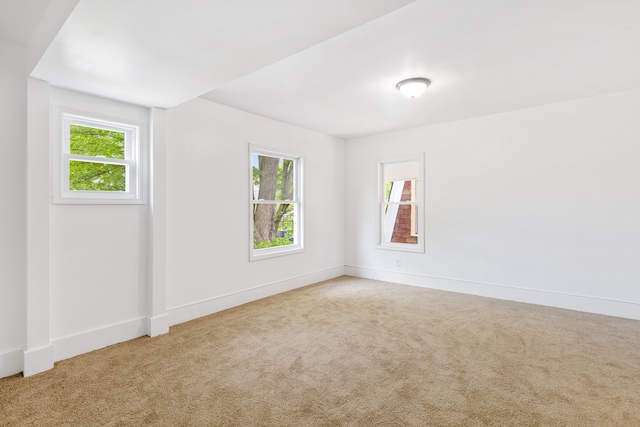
377, 153, 424, 252
250, 146, 303, 260
53, 110, 142, 203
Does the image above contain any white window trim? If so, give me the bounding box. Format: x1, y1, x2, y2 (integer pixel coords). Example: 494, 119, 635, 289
249, 144, 305, 261
376, 152, 425, 253
52, 105, 146, 204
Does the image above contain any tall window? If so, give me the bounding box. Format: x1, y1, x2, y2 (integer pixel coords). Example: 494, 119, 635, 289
53, 110, 142, 203
250, 146, 303, 260
377, 153, 424, 252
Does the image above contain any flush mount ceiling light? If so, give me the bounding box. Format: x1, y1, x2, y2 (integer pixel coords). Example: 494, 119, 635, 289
396, 77, 431, 98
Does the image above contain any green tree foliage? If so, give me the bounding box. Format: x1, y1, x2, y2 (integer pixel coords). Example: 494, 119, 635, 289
253, 155, 295, 248
69, 125, 126, 191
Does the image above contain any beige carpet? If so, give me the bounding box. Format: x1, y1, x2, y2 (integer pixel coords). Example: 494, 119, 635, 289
2, 276, 639, 426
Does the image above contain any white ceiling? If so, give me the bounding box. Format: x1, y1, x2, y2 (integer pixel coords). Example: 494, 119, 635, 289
19, 0, 640, 139
203, 0, 640, 138
30, 0, 415, 109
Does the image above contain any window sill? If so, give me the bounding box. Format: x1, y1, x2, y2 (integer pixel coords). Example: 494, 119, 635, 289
250, 245, 305, 261
375, 243, 424, 253
53, 192, 145, 205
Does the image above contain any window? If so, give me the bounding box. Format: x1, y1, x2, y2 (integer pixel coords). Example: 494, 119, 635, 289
53, 109, 143, 203
250, 146, 303, 260
377, 153, 424, 252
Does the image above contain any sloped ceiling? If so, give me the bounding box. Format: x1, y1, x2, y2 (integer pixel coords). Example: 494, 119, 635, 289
25, 0, 640, 139
30, 0, 416, 109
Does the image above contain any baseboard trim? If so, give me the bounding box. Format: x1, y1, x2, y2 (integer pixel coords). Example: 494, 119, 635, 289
23, 345, 54, 377
0, 348, 24, 378
4, 267, 344, 378
345, 265, 640, 321
168, 266, 345, 326
147, 314, 169, 337
52, 318, 147, 363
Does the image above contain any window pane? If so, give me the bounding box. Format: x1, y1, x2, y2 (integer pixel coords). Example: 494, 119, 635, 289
385, 179, 416, 203
70, 125, 125, 159
253, 203, 295, 249
69, 160, 126, 191
383, 161, 418, 189
252, 154, 294, 201
382, 203, 418, 244
378, 155, 423, 252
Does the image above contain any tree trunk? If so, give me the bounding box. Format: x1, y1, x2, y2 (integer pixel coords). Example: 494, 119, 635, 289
253, 157, 295, 245
254, 156, 279, 244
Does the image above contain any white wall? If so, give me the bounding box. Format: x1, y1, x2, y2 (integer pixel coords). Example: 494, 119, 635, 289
0, 41, 27, 375
48, 88, 151, 360
345, 89, 640, 320
166, 98, 344, 324
3, 44, 636, 379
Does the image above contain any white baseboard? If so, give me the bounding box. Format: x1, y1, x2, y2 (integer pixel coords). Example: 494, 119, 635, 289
2, 267, 344, 379
23, 345, 54, 377
345, 265, 640, 321
147, 314, 169, 337
52, 317, 147, 362
0, 348, 24, 378
168, 266, 345, 326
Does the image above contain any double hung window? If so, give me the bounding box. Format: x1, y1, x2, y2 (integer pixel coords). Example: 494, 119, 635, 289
377, 153, 424, 252
53, 109, 142, 203
250, 146, 303, 260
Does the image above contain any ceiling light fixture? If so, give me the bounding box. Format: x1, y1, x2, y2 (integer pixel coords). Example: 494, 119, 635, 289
396, 77, 431, 98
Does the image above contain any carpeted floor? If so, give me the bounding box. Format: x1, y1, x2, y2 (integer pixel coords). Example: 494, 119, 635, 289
2, 276, 639, 426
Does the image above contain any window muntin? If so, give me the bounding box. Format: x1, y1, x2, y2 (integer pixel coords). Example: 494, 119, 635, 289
250, 147, 303, 260
54, 111, 142, 203
377, 154, 424, 252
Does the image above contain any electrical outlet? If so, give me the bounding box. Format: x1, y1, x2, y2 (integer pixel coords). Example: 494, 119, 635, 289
395, 259, 401, 267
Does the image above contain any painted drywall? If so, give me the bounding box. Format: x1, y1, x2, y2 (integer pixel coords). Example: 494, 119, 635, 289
24, 77, 54, 376
48, 88, 151, 352
165, 98, 344, 322
0, 41, 27, 371
345, 89, 640, 319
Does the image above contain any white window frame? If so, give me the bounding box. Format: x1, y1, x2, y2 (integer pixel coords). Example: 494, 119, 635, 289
52, 106, 144, 204
249, 145, 304, 261
376, 152, 425, 253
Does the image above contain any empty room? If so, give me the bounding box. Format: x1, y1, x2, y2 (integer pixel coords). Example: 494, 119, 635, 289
1, 0, 639, 425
